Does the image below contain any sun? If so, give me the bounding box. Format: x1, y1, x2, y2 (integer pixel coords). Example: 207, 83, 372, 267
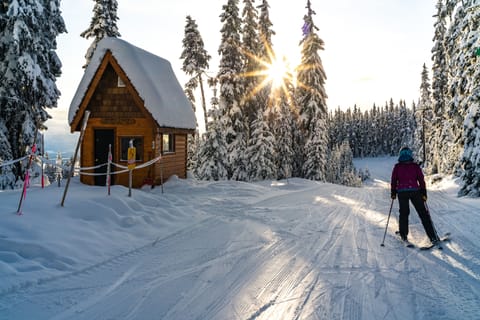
266, 57, 289, 89
238, 44, 297, 105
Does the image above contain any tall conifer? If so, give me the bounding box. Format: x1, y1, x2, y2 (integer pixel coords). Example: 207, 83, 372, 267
0, 0, 66, 188
296, 0, 329, 180
217, 0, 247, 180
81, 0, 120, 68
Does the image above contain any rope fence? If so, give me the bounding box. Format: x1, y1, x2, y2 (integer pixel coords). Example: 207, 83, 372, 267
0, 155, 28, 167
4, 142, 164, 212
2, 154, 162, 178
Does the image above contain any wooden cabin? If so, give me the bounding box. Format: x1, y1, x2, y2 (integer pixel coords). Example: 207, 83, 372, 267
68, 37, 196, 188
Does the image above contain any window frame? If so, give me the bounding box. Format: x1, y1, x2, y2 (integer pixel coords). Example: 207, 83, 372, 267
162, 133, 175, 154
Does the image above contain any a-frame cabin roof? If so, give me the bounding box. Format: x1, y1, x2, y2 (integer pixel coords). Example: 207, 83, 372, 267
68, 37, 196, 131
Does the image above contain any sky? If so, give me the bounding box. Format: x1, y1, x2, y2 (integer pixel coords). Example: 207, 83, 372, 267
1, 156, 479, 319
45, 0, 437, 154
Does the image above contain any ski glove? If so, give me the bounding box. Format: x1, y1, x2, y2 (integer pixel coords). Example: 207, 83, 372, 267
391, 190, 397, 200
420, 189, 427, 201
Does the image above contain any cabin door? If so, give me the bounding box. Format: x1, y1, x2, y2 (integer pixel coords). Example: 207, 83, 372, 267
94, 129, 115, 186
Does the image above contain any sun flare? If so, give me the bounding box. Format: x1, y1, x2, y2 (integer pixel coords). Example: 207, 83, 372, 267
266, 57, 289, 89
238, 44, 298, 105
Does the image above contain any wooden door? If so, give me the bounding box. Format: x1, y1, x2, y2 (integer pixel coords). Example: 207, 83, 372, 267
94, 129, 114, 186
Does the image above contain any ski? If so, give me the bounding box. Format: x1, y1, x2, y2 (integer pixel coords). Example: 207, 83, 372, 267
419, 233, 451, 251
394, 231, 415, 248
403, 240, 415, 248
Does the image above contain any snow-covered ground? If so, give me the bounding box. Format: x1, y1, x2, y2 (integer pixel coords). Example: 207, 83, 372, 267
0, 157, 479, 320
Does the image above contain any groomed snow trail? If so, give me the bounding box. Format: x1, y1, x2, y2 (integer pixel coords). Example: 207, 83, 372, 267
1, 157, 479, 319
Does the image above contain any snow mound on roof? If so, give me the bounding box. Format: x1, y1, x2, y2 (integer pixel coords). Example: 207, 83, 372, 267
68, 37, 196, 130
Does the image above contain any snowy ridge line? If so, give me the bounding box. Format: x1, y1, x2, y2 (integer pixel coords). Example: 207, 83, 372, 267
0, 155, 28, 167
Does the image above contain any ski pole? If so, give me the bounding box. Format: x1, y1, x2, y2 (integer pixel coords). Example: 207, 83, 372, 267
380, 198, 394, 247
424, 201, 440, 240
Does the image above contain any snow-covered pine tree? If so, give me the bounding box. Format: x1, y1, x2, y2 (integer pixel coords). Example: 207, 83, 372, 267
81, 0, 120, 68
0, 0, 66, 189
274, 93, 295, 180
443, 1, 470, 176
217, 0, 247, 180
180, 15, 211, 132
429, 0, 450, 173
194, 103, 228, 181
246, 108, 276, 181
296, 1, 328, 132
296, 0, 329, 180
327, 143, 340, 183
303, 119, 328, 181
338, 141, 361, 187
458, 1, 480, 197
180, 15, 211, 172
398, 100, 415, 150
254, 0, 278, 177
0, 121, 15, 189
360, 109, 371, 157
0, 3, 13, 188
255, 0, 275, 112
415, 64, 433, 167
240, 0, 260, 139
350, 105, 362, 157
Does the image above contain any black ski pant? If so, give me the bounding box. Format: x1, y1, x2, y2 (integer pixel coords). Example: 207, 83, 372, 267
397, 191, 437, 241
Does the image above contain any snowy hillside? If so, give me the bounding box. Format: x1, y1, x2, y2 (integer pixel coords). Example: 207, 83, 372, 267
0, 157, 479, 320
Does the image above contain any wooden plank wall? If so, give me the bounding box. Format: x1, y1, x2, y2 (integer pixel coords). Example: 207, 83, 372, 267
78, 62, 190, 188
154, 134, 187, 184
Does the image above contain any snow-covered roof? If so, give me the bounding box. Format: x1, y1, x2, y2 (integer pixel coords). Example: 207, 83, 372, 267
68, 37, 196, 130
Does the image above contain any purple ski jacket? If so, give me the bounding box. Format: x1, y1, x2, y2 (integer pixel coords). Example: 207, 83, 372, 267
391, 161, 426, 193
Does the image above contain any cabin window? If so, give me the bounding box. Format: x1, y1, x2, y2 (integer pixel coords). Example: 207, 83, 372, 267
162, 134, 175, 154
120, 137, 143, 161
117, 76, 126, 87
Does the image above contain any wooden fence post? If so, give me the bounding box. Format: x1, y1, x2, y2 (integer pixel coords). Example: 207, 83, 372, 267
61, 111, 90, 207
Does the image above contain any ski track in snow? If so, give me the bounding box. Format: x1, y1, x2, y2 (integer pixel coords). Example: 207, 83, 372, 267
1, 157, 480, 319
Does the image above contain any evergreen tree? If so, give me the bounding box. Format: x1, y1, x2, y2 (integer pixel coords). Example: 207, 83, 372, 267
246, 108, 276, 181
180, 16, 211, 173
303, 119, 328, 181
296, 0, 329, 180
429, 0, 458, 175
0, 0, 66, 189
257, 0, 275, 54
444, 1, 469, 175
431, 0, 448, 119
256, 0, 275, 111
398, 100, 415, 150
296, 1, 328, 132
458, 1, 480, 196
195, 104, 228, 181
416, 64, 433, 167
187, 132, 199, 173
274, 101, 294, 180
180, 15, 211, 132
0, 121, 14, 189
217, 0, 247, 180
273, 70, 296, 180
329, 141, 361, 187
81, 0, 120, 68
240, 0, 260, 141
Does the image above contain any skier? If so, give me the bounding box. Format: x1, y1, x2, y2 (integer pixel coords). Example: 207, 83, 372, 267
390, 146, 439, 244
